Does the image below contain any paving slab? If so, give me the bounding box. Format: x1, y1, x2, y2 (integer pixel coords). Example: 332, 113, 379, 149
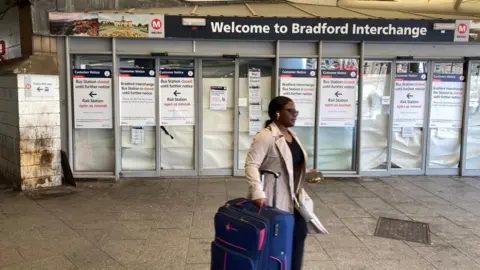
1, 176, 480, 269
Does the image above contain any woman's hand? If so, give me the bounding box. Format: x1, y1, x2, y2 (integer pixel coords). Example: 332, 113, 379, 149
252, 198, 266, 209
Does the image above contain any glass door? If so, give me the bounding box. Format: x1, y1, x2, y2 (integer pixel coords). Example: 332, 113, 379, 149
426, 62, 465, 175
118, 57, 157, 175
463, 61, 480, 175
236, 59, 275, 175
390, 61, 429, 175
200, 59, 236, 175
158, 59, 197, 176
360, 61, 392, 174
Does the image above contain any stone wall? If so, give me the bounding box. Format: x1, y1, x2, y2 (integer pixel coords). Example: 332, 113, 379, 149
17, 74, 62, 190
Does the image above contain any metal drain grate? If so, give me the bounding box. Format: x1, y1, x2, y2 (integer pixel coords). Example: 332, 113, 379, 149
374, 217, 431, 245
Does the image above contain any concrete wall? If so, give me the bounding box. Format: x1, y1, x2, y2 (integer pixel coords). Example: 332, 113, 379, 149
0, 76, 21, 188
17, 74, 62, 190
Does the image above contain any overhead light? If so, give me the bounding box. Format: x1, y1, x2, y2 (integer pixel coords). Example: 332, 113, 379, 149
433, 23, 456, 31
182, 18, 206, 27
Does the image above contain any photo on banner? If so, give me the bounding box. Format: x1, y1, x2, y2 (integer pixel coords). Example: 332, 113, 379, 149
119, 68, 156, 126
98, 14, 165, 38
159, 68, 195, 126
73, 69, 113, 129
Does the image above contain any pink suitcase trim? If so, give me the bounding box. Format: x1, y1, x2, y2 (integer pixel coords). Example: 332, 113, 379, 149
269, 256, 284, 270
216, 237, 247, 251
258, 228, 266, 250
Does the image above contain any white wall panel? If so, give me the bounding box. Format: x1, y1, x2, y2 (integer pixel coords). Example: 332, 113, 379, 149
69, 38, 112, 53
364, 43, 480, 58
279, 42, 317, 56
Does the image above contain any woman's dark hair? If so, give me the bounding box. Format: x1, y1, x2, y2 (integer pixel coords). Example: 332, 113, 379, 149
264, 96, 293, 127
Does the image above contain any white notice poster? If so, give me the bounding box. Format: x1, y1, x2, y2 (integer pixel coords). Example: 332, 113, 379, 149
430, 74, 465, 128
210, 86, 227, 111
319, 70, 357, 127
119, 68, 156, 126
73, 69, 113, 129
159, 68, 195, 126
279, 69, 316, 127
393, 73, 427, 127
248, 68, 262, 135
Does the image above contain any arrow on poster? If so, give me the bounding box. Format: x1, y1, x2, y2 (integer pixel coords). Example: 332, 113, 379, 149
73, 69, 113, 129
319, 70, 357, 127
159, 68, 195, 126
393, 73, 427, 127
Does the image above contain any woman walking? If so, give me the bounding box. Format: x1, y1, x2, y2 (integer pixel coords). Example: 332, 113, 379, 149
244, 96, 320, 270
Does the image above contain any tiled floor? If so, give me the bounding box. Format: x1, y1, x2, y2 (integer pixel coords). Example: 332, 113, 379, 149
2, 176, 480, 269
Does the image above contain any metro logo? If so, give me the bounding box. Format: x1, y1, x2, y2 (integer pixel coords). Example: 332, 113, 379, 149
151, 18, 162, 30
457, 23, 468, 34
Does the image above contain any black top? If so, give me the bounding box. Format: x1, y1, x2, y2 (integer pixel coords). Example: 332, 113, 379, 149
287, 138, 304, 190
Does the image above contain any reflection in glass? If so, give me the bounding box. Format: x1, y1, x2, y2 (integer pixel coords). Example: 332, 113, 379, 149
238, 60, 274, 169
160, 60, 195, 170
361, 61, 391, 170
279, 58, 316, 169
202, 60, 235, 170
391, 62, 427, 169
428, 62, 463, 169
317, 58, 358, 170
72, 56, 115, 172
466, 63, 480, 169
120, 58, 156, 171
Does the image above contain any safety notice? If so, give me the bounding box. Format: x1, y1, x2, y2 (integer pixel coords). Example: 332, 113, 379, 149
119, 68, 156, 126
279, 69, 316, 127
73, 69, 113, 129
159, 68, 195, 126
319, 70, 357, 127
430, 74, 465, 128
393, 73, 427, 127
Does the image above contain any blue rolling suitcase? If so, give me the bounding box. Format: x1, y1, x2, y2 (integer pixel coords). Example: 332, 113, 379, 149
211, 170, 295, 270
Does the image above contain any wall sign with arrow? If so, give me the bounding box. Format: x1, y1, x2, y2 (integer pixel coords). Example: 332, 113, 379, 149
24, 75, 55, 97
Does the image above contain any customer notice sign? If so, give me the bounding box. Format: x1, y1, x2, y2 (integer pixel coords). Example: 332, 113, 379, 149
165, 16, 454, 42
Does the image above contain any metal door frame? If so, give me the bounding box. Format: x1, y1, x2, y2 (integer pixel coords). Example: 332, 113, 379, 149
425, 60, 466, 176
233, 57, 276, 177
359, 59, 395, 177
157, 57, 199, 177
116, 55, 158, 178
461, 60, 480, 176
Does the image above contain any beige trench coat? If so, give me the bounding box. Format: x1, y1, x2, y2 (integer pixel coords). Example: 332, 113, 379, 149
244, 122, 316, 217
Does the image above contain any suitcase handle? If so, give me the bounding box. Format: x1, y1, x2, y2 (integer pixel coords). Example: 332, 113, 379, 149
260, 170, 281, 208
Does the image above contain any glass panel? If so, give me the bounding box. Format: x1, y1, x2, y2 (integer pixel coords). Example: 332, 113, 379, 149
72, 56, 115, 172
202, 60, 235, 170
428, 62, 464, 169
159, 59, 195, 170
237, 59, 274, 169
361, 61, 391, 171
466, 63, 480, 169
279, 58, 317, 169
317, 58, 359, 170
119, 58, 156, 171
391, 61, 428, 169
